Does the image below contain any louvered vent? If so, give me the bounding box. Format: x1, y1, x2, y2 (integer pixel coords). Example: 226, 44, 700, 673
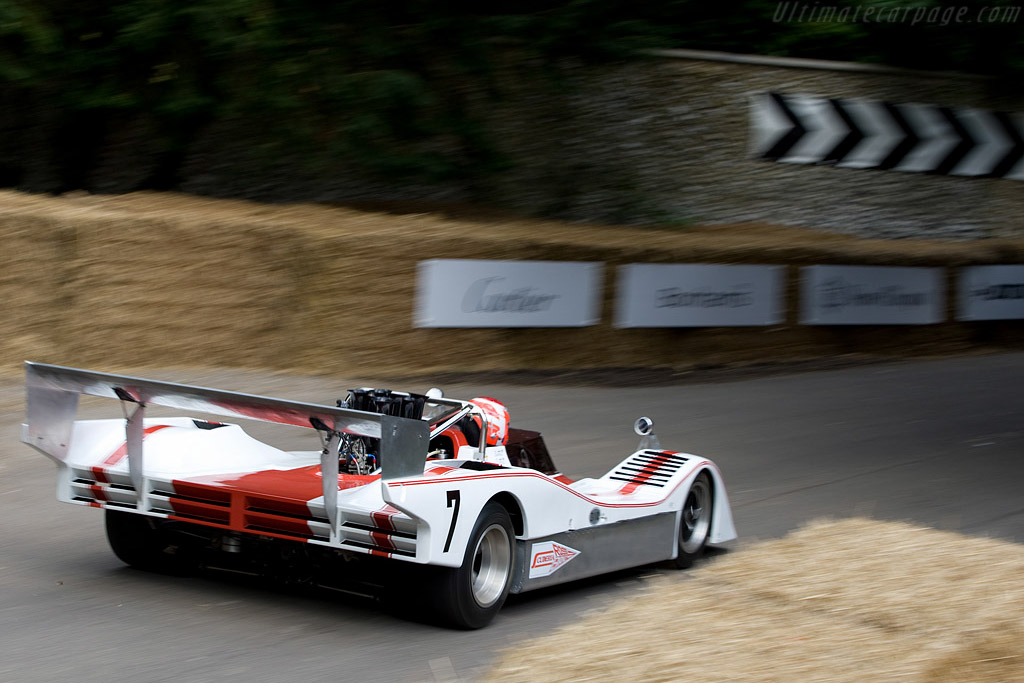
148, 483, 333, 542
69, 467, 137, 508
608, 451, 689, 488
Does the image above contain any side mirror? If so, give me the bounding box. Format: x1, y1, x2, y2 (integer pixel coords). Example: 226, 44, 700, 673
633, 416, 661, 451
634, 416, 654, 436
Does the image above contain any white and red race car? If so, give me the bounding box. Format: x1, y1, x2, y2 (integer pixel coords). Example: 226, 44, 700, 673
24, 362, 736, 628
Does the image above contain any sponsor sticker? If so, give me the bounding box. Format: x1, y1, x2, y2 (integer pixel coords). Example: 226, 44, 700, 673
528, 541, 580, 579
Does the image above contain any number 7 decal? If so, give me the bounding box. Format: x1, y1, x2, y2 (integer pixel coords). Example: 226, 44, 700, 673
443, 490, 460, 553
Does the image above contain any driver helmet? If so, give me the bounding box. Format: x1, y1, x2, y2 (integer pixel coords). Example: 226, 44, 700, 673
469, 397, 510, 446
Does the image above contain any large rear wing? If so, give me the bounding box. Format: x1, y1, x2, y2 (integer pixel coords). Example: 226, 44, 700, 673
23, 362, 430, 518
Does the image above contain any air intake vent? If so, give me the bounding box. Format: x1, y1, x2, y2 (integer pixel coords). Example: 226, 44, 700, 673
608, 451, 689, 488
244, 495, 329, 541
69, 467, 137, 507
146, 482, 336, 542
339, 509, 418, 557
149, 483, 230, 526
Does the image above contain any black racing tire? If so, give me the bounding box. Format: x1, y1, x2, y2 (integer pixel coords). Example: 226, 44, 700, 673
672, 471, 713, 569
427, 501, 515, 629
105, 509, 191, 574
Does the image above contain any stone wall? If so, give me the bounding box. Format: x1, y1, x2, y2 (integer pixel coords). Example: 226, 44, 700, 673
483, 50, 1024, 240
18, 50, 1021, 241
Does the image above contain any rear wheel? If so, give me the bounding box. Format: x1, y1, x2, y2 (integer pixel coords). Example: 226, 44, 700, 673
427, 502, 515, 629
105, 509, 191, 574
672, 471, 713, 569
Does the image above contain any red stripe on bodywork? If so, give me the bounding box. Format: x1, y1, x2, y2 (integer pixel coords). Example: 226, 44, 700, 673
619, 455, 677, 495
172, 482, 232, 505
101, 424, 174, 467
244, 511, 315, 538
167, 467, 378, 541
368, 504, 403, 552
371, 504, 399, 532
386, 462, 716, 509
370, 531, 396, 550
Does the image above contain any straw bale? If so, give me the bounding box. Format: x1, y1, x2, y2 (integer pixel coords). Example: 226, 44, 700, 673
1, 190, 1023, 377
485, 518, 1024, 683
919, 628, 1024, 682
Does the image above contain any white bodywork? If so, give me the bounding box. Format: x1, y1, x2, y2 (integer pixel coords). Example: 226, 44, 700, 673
24, 362, 737, 591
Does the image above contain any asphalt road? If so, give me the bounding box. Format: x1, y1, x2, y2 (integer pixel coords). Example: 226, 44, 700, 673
2, 353, 1022, 682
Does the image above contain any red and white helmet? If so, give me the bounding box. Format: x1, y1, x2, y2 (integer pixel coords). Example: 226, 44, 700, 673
469, 397, 510, 446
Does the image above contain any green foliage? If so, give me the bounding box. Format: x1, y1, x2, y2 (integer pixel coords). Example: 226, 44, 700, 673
1, 0, 1021, 193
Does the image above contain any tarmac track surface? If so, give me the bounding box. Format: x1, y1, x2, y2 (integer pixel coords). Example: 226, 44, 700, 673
1, 353, 1022, 682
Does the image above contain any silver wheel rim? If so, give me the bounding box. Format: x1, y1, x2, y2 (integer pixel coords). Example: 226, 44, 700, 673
471, 523, 511, 608
680, 477, 711, 554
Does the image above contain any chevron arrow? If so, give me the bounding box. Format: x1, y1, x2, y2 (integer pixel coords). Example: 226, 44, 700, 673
878, 102, 921, 170
893, 104, 959, 173
837, 99, 905, 169
821, 99, 865, 164
754, 93, 807, 161
989, 111, 1024, 178
782, 96, 852, 164
753, 94, 1024, 180
952, 109, 1012, 176
932, 107, 975, 175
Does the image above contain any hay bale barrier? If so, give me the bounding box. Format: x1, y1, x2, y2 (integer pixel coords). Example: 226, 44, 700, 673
485, 519, 1024, 683
1, 190, 1023, 378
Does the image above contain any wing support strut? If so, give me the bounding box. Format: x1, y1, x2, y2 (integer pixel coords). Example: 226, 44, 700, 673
319, 429, 341, 543
124, 401, 147, 512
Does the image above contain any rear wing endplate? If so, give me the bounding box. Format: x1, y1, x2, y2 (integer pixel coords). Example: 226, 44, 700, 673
24, 362, 428, 517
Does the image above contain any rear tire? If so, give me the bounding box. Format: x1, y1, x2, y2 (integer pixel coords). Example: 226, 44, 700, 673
672, 471, 713, 569
427, 502, 515, 629
105, 509, 191, 574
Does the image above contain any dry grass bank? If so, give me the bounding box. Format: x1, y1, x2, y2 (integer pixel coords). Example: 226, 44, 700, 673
486, 518, 1024, 682
2, 190, 1023, 379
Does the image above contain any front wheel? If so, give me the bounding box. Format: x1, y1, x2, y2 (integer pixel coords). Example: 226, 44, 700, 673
671, 471, 713, 569
426, 501, 515, 629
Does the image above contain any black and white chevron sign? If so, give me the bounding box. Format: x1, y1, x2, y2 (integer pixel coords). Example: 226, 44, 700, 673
751, 93, 1024, 180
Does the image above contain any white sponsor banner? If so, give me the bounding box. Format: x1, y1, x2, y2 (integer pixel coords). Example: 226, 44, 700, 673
959, 265, 1024, 320
615, 264, 784, 327
801, 265, 945, 325
415, 259, 602, 328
